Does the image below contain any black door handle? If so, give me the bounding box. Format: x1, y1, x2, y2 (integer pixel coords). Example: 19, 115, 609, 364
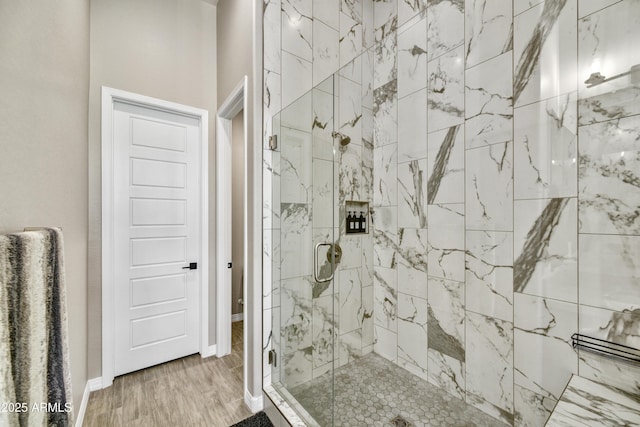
182, 262, 198, 270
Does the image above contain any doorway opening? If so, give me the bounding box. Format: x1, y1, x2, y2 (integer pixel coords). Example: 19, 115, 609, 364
216, 76, 257, 410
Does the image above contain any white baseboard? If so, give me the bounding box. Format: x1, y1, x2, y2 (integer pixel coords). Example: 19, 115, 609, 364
201, 344, 217, 358
231, 313, 244, 322
88, 377, 103, 391
244, 388, 264, 413
76, 377, 104, 427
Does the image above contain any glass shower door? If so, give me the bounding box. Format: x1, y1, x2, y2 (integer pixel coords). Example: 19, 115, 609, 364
271, 75, 337, 426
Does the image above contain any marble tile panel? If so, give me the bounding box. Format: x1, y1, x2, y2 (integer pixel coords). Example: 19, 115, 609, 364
374, 266, 398, 330
280, 127, 312, 204
372, 206, 397, 268
282, 0, 313, 62
427, 349, 465, 399
282, 89, 313, 132
398, 159, 427, 228
399, 0, 427, 27
281, 276, 314, 354
361, 116, 374, 199
465, 141, 513, 231
338, 234, 362, 269
339, 54, 362, 84
361, 49, 375, 107
361, 233, 374, 287
339, 11, 363, 67
428, 277, 465, 361
281, 204, 312, 280
427, 45, 465, 133
397, 14, 428, 99
264, 70, 282, 144
578, 0, 622, 18
427, 204, 465, 282
397, 293, 429, 373
373, 80, 398, 147
465, 51, 513, 149
579, 234, 640, 312
374, 32, 398, 88
282, 51, 312, 108
263, 228, 281, 310
427, 124, 464, 204
362, 0, 375, 49
514, 92, 578, 200
466, 230, 513, 322
339, 268, 363, 334
374, 324, 398, 362
312, 87, 334, 162
464, 0, 512, 69
514, 293, 578, 401
397, 228, 429, 299
264, 0, 282, 74
282, 349, 313, 388
338, 329, 363, 367
398, 88, 427, 162
514, 198, 577, 302
263, 148, 281, 230
426, 0, 464, 61
514, 385, 556, 427
578, 115, 640, 235
341, 0, 363, 23
313, 20, 339, 86
579, 87, 640, 128
465, 311, 514, 424
338, 143, 363, 205
314, 0, 339, 29
373, 143, 398, 206
312, 159, 334, 229
513, 0, 577, 107
577, 305, 640, 396
398, 356, 428, 382
374, 0, 398, 43
578, 0, 640, 103
362, 285, 374, 347
547, 375, 640, 427
513, 0, 543, 16
312, 294, 338, 368
338, 76, 363, 148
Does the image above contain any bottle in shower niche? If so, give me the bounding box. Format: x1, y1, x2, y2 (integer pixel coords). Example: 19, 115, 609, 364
359, 211, 366, 233
347, 211, 353, 233
353, 211, 360, 232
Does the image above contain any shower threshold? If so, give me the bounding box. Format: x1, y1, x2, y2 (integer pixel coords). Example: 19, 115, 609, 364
288, 353, 508, 427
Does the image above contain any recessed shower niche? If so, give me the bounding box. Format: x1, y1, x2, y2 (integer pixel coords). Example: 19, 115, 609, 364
345, 200, 369, 234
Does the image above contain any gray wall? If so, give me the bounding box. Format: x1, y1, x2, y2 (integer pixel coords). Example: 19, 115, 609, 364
0, 0, 89, 415
87, 0, 218, 378
232, 111, 245, 316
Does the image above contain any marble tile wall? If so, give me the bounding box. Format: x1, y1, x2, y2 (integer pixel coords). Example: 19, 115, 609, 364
264, 0, 640, 426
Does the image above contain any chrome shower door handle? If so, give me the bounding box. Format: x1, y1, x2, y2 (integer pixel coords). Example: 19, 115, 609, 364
314, 242, 334, 283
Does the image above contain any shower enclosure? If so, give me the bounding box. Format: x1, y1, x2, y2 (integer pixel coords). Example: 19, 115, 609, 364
263, 0, 640, 426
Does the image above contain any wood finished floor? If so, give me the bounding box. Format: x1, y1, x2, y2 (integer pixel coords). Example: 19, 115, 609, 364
84, 321, 251, 427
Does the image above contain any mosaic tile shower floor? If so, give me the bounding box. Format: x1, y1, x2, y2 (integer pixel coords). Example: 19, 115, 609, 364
288, 353, 507, 427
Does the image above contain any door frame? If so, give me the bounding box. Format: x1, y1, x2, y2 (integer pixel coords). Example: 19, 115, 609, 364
215, 76, 248, 358
101, 86, 210, 387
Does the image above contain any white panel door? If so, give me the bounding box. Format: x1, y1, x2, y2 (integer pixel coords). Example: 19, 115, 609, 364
113, 101, 201, 376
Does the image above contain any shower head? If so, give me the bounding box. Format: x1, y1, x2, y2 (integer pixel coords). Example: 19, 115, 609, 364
332, 131, 351, 146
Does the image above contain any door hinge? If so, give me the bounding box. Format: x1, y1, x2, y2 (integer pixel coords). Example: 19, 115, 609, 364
268, 349, 277, 367
268, 135, 278, 150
